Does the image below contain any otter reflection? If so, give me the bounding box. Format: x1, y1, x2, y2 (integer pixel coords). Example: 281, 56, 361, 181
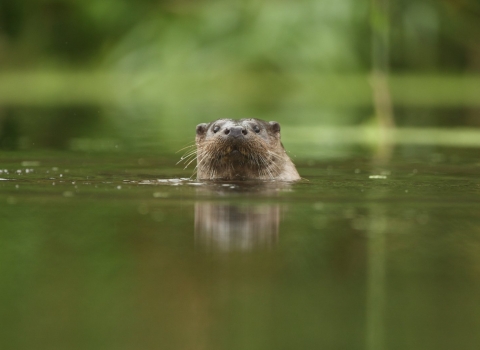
194, 182, 289, 252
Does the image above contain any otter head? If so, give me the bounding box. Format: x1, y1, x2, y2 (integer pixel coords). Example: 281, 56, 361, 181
195, 118, 285, 180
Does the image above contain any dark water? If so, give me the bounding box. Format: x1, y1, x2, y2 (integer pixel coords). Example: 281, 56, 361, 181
1, 148, 480, 350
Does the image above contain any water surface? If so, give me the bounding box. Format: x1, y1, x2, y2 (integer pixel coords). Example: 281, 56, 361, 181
1, 147, 480, 350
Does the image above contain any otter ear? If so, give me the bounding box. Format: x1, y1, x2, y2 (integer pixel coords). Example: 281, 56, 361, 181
196, 123, 208, 136
269, 121, 281, 133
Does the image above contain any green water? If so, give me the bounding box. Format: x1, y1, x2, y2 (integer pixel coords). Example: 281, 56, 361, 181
1, 147, 480, 350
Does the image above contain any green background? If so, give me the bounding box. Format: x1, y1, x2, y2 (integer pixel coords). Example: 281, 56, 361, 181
0, 0, 479, 154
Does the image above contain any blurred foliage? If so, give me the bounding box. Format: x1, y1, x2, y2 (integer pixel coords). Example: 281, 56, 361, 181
1, 0, 478, 71
0, 0, 479, 151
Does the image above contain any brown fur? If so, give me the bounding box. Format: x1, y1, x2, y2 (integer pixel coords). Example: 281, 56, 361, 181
190, 118, 300, 181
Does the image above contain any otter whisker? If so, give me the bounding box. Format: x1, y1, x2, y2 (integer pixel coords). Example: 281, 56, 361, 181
182, 148, 198, 156
177, 145, 201, 162
267, 150, 284, 161
184, 156, 198, 169
175, 144, 196, 153
192, 118, 299, 181
257, 155, 273, 180
177, 151, 197, 165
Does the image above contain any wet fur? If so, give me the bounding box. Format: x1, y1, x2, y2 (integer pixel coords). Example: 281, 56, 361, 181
180, 118, 300, 181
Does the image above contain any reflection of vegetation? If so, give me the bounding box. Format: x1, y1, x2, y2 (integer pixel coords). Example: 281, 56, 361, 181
1, 152, 480, 348
0, 109, 20, 150
1, 72, 479, 153
0, 104, 116, 151
1, 165, 479, 348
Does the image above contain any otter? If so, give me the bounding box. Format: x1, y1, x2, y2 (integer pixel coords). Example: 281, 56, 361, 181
193, 118, 300, 181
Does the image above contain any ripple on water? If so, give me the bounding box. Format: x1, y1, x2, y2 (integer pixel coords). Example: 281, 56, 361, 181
138, 178, 195, 186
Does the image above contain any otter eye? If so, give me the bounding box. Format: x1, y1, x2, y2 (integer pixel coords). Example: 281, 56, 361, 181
213, 126, 220, 133
253, 125, 260, 133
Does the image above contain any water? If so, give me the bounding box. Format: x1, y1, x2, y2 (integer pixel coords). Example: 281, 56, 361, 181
1, 148, 480, 350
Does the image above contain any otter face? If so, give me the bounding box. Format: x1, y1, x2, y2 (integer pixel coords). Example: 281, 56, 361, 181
194, 118, 285, 180
196, 119, 280, 146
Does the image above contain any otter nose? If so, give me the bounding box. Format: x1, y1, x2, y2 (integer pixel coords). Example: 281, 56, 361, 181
225, 126, 247, 137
